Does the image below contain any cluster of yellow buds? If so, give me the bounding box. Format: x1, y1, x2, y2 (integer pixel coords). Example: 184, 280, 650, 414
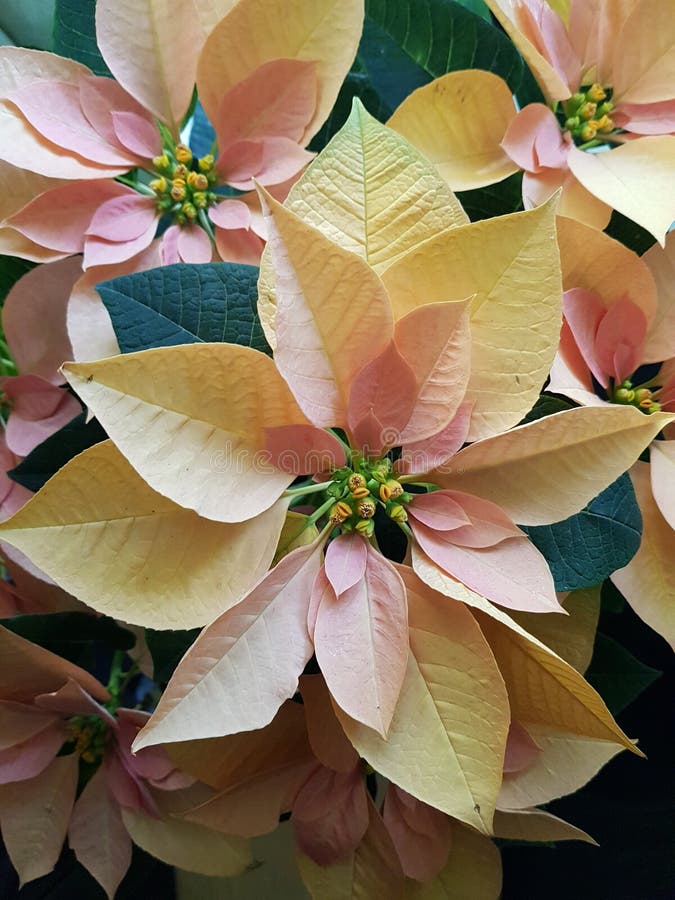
561, 84, 616, 144
613, 380, 661, 415
150, 145, 219, 226
67, 715, 108, 765
326, 458, 413, 536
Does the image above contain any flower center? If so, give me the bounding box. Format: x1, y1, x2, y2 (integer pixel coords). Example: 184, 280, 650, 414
148, 144, 220, 227
559, 84, 617, 146
611, 380, 661, 414
324, 457, 412, 538
67, 714, 108, 765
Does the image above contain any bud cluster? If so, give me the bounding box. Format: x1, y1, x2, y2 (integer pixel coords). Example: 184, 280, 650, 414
612, 380, 661, 415
561, 84, 616, 145
150, 145, 219, 226
67, 714, 108, 765
325, 457, 412, 537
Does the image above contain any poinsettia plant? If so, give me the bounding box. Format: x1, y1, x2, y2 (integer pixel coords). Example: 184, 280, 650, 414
0, 0, 673, 898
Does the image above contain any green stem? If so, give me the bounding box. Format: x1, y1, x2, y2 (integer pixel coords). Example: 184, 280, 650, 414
198, 208, 216, 244
577, 138, 602, 151
105, 650, 126, 709
306, 496, 337, 528
115, 175, 157, 197
283, 480, 334, 498
328, 428, 352, 465
398, 521, 414, 540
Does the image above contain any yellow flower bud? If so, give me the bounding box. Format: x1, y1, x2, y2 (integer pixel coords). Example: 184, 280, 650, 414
193, 191, 208, 208
596, 115, 615, 134
615, 387, 635, 403
586, 83, 606, 103
357, 499, 376, 519
379, 483, 392, 502
347, 473, 367, 491
580, 122, 598, 142
385, 479, 403, 499
187, 171, 209, 191
198, 154, 215, 173
152, 153, 170, 171
329, 501, 352, 524
171, 180, 187, 201
175, 144, 193, 165
597, 101, 614, 117
351, 485, 370, 499
173, 163, 189, 179
355, 518, 375, 537
580, 102, 597, 121
388, 504, 408, 523
149, 177, 167, 194
182, 202, 198, 221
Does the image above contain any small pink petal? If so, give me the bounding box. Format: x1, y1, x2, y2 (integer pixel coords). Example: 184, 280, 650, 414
614, 100, 675, 135
208, 199, 252, 231
78, 74, 155, 151
216, 140, 264, 184
213, 58, 318, 151
324, 534, 368, 597
503, 721, 542, 774
514, 0, 581, 91
0, 722, 67, 784
2, 257, 79, 383
429, 491, 524, 549
397, 401, 473, 476
407, 492, 471, 531
501, 104, 569, 173
83, 216, 157, 269
159, 224, 181, 265
595, 297, 649, 384
214, 222, 265, 264
112, 111, 161, 159
176, 226, 213, 263
8, 181, 132, 253
314, 544, 408, 737
0, 701, 61, 750
382, 785, 452, 882
86, 193, 158, 242
308, 566, 333, 640
348, 341, 418, 456
563, 288, 609, 387
2, 375, 81, 456
264, 424, 345, 474
219, 137, 313, 190
8, 81, 138, 167
292, 765, 369, 865
412, 530, 562, 613
34, 678, 115, 726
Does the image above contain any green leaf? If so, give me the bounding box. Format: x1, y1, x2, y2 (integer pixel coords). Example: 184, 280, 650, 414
309, 71, 391, 150
0, 256, 35, 305
0, 0, 54, 50
601, 579, 627, 614
1, 612, 135, 666
605, 210, 657, 256
53, 0, 111, 76
457, 172, 524, 222
520, 393, 575, 425
96, 262, 271, 354
585, 633, 661, 715
9, 411, 106, 493
361, 0, 524, 113
522, 474, 642, 591
145, 628, 200, 685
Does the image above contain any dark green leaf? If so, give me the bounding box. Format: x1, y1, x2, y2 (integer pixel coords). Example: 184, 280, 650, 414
520, 393, 575, 425
457, 171, 523, 222
189, 100, 216, 158
0, 256, 35, 305
1, 612, 135, 665
53, 0, 111, 77
97, 262, 270, 354
9, 412, 105, 493
362, 0, 524, 108
523, 473, 642, 591
145, 628, 200, 685
310, 71, 392, 150
605, 210, 657, 256
585, 633, 661, 715
601, 579, 627, 614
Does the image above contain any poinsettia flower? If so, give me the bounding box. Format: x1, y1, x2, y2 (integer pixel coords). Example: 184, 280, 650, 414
0, 626, 249, 896
389, 0, 675, 242
0, 0, 363, 267
2, 185, 668, 758
547, 220, 675, 645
